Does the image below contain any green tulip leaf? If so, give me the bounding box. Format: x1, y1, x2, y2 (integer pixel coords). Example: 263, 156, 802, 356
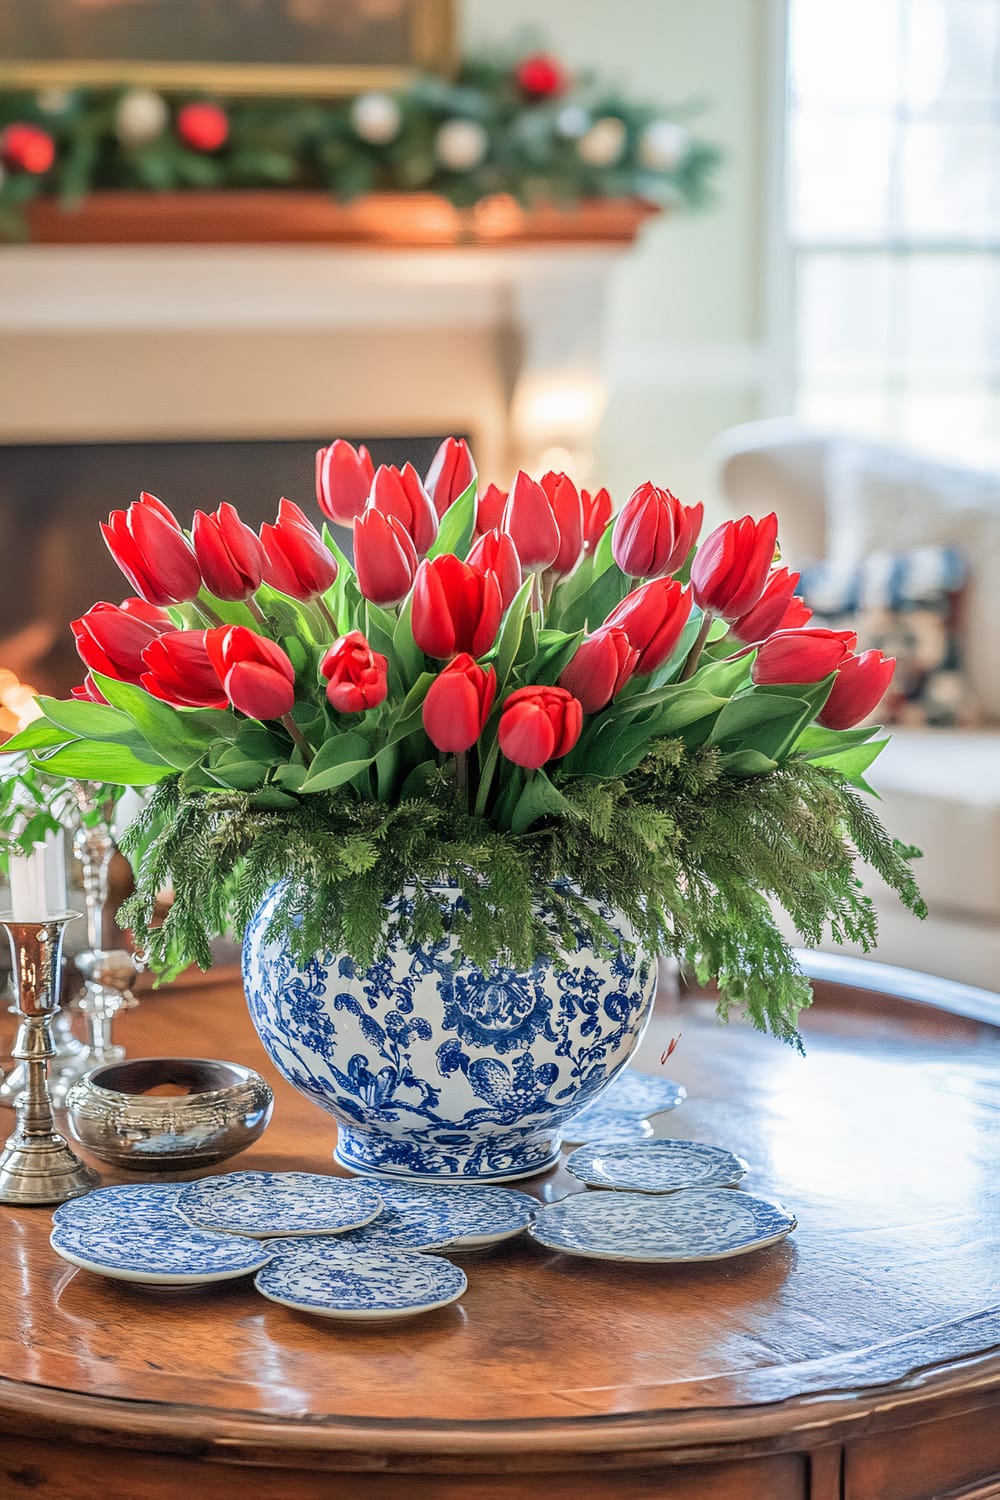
38, 696, 140, 744
490, 578, 534, 696
511, 770, 578, 834
0, 715, 74, 754
427, 476, 477, 560
719, 748, 780, 777
299, 730, 373, 793
805, 737, 889, 793
32, 740, 172, 786
523, 627, 584, 686
93, 675, 235, 769
392, 594, 424, 690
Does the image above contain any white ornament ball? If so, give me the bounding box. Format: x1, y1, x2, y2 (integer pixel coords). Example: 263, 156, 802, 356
434, 118, 488, 172
639, 119, 690, 171
350, 92, 402, 146
555, 105, 590, 140
114, 88, 169, 147
577, 116, 627, 169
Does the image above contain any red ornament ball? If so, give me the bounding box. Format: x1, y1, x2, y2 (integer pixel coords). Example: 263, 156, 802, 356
176, 102, 229, 153
0, 122, 56, 174
513, 53, 567, 101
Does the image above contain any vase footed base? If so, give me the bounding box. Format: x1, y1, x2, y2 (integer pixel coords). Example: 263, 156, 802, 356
333, 1127, 562, 1185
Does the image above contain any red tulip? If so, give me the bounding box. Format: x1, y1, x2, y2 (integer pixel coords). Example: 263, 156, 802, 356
498, 685, 582, 769
320, 631, 389, 713
467, 528, 522, 610
369, 464, 438, 556
817, 649, 896, 730
425, 437, 477, 519
140, 630, 228, 710
690, 512, 779, 622
411, 555, 503, 659
477, 482, 508, 535
501, 471, 560, 572
176, 102, 229, 152
101, 492, 201, 607
779, 595, 813, 631
539, 472, 585, 576
71, 676, 109, 704
260, 498, 338, 601
316, 440, 375, 526
603, 578, 692, 675
730, 566, 804, 644
581, 487, 612, 552
354, 507, 419, 607
0, 123, 55, 175
205, 625, 296, 719
422, 654, 497, 752
752, 627, 857, 687
72, 599, 171, 686
192, 502, 265, 602
559, 628, 638, 713
612, 483, 703, 579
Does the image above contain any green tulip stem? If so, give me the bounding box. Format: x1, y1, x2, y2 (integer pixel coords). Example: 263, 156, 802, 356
679, 611, 714, 682
247, 597, 268, 628
530, 571, 543, 618
194, 600, 226, 628
455, 750, 469, 811
316, 596, 340, 639
281, 714, 314, 765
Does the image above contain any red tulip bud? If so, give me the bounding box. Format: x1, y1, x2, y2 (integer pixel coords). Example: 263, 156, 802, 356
412, 555, 503, 659
559, 628, 638, 713
260, 498, 338, 601
316, 440, 375, 526
192, 502, 265, 602
690, 512, 779, 622
425, 437, 477, 519
476, 482, 508, 536
71, 675, 109, 705
581, 487, 612, 552
205, 625, 296, 719
779, 595, 813, 631
422, 653, 497, 752
71, 599, 172, 687
354, 507, 419, 607
501, 471, 560, 572
612, 483, 703, 579
817, 649, 896, 730
603, 578, 692, 675
369, 464, 438, 556
540, 471, 585, 576
320, 630, 389, 713
467, 528, 522, 610
498, 685, 583, 769
751, 627, 858, 686
730, 566, 803, 644
140, 629, 228, 710
101, 492, 202, 607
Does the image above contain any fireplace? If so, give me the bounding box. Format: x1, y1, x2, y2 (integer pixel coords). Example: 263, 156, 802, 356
0, 434, 447, 698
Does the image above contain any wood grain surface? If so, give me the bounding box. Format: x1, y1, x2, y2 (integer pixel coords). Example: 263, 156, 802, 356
1, 964, 998, 1499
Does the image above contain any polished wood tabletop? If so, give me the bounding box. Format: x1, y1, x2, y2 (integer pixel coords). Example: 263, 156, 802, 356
1, 961, 998, 1500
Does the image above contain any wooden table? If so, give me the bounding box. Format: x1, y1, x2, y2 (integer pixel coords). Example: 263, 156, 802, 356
1, 961, 999, 1500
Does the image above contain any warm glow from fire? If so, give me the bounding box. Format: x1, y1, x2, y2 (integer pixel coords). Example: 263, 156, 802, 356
0, 669, 42, 740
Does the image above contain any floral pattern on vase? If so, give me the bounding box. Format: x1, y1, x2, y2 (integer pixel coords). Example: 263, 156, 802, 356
242, 885, 656, 1182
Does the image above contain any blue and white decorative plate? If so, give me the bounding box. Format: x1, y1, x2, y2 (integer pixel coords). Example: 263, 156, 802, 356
254, 1246, 467, 1320
50, 1220, 272, 1285
52, 1183, 188, 1231
177, 1171, 383, 1239
560, 1071, 686, 1146
565, 1139, 748, 1195
367, 1181, 537, 1249
529, 1188, 796, 1263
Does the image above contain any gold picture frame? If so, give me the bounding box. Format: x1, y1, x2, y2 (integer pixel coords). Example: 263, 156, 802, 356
0, 0, 457, 96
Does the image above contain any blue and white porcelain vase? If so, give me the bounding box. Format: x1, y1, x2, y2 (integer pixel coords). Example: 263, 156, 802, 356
243, 885, 657, 1183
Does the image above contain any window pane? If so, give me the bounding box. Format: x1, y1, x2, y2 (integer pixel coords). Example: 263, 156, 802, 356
791, 113, 895, 240
894, 386, 993, 457
797, 254, 894, 378
791, 0, 903, 107
899, 120, 1000, 239
796, 384, 894, 437
900, 255, 1000, 377
905, 0, 1000, 110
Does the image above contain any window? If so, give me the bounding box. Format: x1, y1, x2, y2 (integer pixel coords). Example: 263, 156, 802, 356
786, 0, 1000, 459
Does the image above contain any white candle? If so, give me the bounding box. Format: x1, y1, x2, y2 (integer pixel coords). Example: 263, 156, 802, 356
7, 831, 68, 919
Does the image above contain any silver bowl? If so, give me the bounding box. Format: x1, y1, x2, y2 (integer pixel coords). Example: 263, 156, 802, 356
65, 1057, 273, 1172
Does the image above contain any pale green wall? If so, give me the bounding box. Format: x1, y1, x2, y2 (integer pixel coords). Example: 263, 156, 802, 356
462, 0, 772, 512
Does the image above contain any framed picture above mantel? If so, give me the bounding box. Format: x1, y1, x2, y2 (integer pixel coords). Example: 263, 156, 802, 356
0, 0, 457, 96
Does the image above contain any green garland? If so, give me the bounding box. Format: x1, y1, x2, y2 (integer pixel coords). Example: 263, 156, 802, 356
0, 53, 720, 240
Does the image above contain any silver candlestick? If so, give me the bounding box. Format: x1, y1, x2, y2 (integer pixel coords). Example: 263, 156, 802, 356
0, 913, 100, 1205
68, 809, 139, 1074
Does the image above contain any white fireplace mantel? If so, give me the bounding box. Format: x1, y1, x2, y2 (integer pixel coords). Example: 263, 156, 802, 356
0, 244, 629, 479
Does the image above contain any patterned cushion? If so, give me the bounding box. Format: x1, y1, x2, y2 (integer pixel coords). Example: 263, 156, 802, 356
797, 546, 980, 727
